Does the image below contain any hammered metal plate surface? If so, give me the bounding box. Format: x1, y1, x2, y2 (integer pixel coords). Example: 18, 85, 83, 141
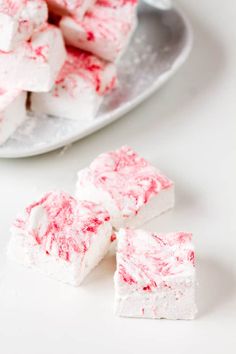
0, 3, 193, 158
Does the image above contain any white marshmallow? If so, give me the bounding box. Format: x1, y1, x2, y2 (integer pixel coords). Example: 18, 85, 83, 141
0, 88, 27, 145
114, 229, 197, 320
46, 0, 96, 19
30, 46, 117, 120
8, 191, 113, 286
0, 0, 48, 52
0, 24, 66, 92
76, 146, 175, 229
60, 0, 138, 62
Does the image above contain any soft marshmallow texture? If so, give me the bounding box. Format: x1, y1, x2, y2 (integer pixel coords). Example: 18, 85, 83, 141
0, 24, 66, 92
0, 0, 48, 51
114, 229, 197, 320
76, 146, 175, 229
0, 88, 27, 145
8, 191, 112, 286
46, 0, 96, 19
60, 0, 138, 62
30, 46, 117, 120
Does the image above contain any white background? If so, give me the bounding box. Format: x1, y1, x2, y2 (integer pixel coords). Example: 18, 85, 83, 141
0, 0, 235, 353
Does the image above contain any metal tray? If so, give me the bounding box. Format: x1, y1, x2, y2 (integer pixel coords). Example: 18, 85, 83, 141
0, 2, 193, 158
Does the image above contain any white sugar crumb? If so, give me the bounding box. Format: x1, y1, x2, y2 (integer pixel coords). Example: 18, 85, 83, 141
59, 143, 73, 156
162, 45, 171, 53
115, 32, 158, 97
15, 113, 37, 136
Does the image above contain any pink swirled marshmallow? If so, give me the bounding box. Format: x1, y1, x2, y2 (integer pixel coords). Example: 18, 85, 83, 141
60, 0, 138, 62
30, 46, 117, 120
8, 191, 113, 286
0, 0, 48, 52
0, 24, 66, 92
114, 228, 197, 320
76, 146, 175, 229
46, 0, 96, 19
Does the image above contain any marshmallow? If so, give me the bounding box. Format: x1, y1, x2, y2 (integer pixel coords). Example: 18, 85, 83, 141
60, 0, 138, 62
0, 88, 27, 145
76, 146, 175, 229
0, 0, 48, 52
46, 0, 96, 19
30, 46, 117, 120
114, 229, 197, 320
0, 24, 66, 92
8, 191, 113, 286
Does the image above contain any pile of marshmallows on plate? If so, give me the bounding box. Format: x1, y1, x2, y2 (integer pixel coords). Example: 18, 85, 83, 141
0, 0, 138, 145
8, 146, 197, 320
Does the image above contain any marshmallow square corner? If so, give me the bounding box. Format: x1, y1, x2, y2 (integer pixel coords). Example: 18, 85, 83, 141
0, 0, 48, 52
76, 146, 175, 229
60, 0, 138, 62
0, 88, 27, 145
114, 228, 197, 320
8, 191, 113, 286
0, 24, 66, 92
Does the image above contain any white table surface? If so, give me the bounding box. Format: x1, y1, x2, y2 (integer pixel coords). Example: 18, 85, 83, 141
0, 1, 235, 353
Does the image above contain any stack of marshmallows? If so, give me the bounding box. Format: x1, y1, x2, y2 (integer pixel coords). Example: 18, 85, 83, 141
0, 0, 138, 145
8, 146, 197, 320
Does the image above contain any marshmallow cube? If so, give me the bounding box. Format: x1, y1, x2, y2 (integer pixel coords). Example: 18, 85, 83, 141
8, 191, 113, 286
30, 46, 117, 120
0, 88, 27, 145
76, 146, 175, 230
114, 229, 197, 320
0, 25, 66, 92
46, 0, 96, 19
60, 0, 138, 62
0, 0, 48, 52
